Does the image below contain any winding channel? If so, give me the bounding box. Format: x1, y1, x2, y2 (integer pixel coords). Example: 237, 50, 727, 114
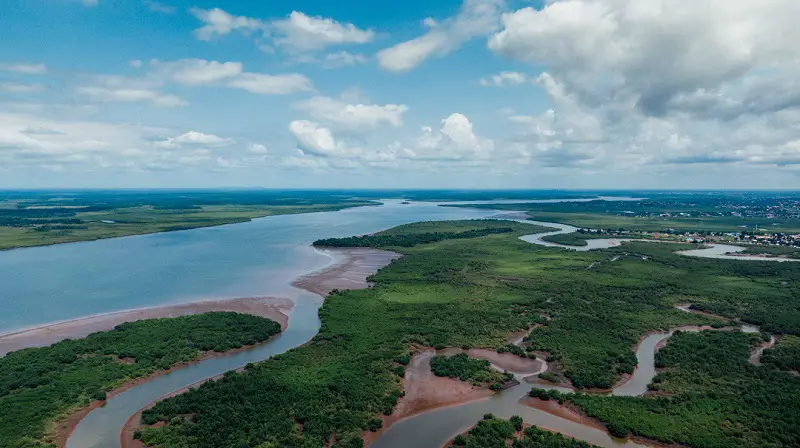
0, 198, 786, 448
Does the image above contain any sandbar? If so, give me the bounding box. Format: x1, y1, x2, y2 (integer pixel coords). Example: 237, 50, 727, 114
0, 297, 293, 357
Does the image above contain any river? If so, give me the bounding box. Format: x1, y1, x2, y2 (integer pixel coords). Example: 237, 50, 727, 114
0, 197, 782, 448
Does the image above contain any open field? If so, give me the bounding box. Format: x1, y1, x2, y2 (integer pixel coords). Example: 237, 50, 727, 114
133, 220, 800, 448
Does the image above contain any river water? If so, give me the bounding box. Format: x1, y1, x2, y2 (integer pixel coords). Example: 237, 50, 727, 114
0, 197, 782, 448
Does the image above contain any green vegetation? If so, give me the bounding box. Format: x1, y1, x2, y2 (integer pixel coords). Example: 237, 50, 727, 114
742, 246, 800, 259
0, 312, 282, 448
446, 198, 800, 233
430, 353, 511, 387
762, 335, 800, 372
568, 331, 800, 448
313, 224, 514, 248
448, 416, 598, 448
136, 219, 800, 448
0, 190, 376, 250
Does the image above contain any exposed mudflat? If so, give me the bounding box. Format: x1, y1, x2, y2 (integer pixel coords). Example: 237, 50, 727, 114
0, 297, 293, 357
292, 248, 401, 296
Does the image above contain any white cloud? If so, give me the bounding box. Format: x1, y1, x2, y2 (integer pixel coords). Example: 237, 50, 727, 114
292, 96, 407, 132
487, 0, 800, 171
377, 0, 505, 72
271, 11, 374, 52
82, 0, 98, 7
143, 0, 175, 14
322, 51, 368, 68
479, 71, 527, 87
411, 113, 494, 160
288, 120, 360, 158
247, 143, 269, 155
227, 73, 313, 94
150, 59, 244, 85
155, 131, 233, 149
0, 83, 45, 93
190, 7, 266, 41
0, 63, 47, 75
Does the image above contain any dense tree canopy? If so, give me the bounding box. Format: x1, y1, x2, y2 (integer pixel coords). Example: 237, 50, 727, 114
0, 312, 281, 448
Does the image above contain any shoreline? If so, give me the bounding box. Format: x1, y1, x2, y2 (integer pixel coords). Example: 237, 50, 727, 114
0, 202, 381, 253
114, 247, 402, 448
292, 247, 402, 296
53, 340, 279, 448
365, 331, 540, 446
0, 296, 293, 357
363, 348, 497, 447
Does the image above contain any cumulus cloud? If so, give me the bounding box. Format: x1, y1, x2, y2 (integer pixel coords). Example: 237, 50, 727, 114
292, 96, 407, 132
479, 71, 527, 87
410, 113, 494, 161
0, 63, 47, 75
271, 11, 374, 52
191, 7, 266, 41
377, 0, 505, 72
489, 0, 800, 171
191, 8, 373, 59
288, 120, 361, 158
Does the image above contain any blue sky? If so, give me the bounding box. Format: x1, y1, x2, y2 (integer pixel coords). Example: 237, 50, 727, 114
1, 0, 799, 189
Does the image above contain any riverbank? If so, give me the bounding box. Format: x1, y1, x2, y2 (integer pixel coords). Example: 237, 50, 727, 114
0, 200, 379, 252
115, 247, 402, 448
365, 331, 541, 446
55, 338, 281, 448
292, 247, 402, 296
0, 296, 293, 357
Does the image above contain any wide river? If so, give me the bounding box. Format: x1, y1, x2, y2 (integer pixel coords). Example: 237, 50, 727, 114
0, 197, 777, 448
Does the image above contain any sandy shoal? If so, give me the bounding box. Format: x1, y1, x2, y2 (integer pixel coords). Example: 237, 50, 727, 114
1, 297, 293, 357
292, 247, 401, 296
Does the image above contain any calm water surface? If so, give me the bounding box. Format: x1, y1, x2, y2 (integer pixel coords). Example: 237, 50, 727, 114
0, 200, 498, 334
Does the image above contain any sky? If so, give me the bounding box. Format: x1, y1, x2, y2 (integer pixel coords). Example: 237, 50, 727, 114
1, 0, 800, 189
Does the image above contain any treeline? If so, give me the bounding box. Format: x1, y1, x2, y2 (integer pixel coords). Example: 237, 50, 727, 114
0, 312, 281, 448
569, 331, 800, 448
449, 415, 599, 448
430, 354, 511, 389
761, 335, 800, 372
313, 227, 515, 248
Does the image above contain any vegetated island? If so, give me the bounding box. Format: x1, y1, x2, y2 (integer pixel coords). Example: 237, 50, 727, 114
0, 296, 292, 357
0, 312, 283, 448
0, 190, 378, 250
131, 219, 800, 448
446, 414, 599, 448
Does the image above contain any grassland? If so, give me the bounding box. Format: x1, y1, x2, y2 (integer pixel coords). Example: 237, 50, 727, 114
0, 312, 282, 448
0, 201, 375, 251
135, 220, 800, 448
